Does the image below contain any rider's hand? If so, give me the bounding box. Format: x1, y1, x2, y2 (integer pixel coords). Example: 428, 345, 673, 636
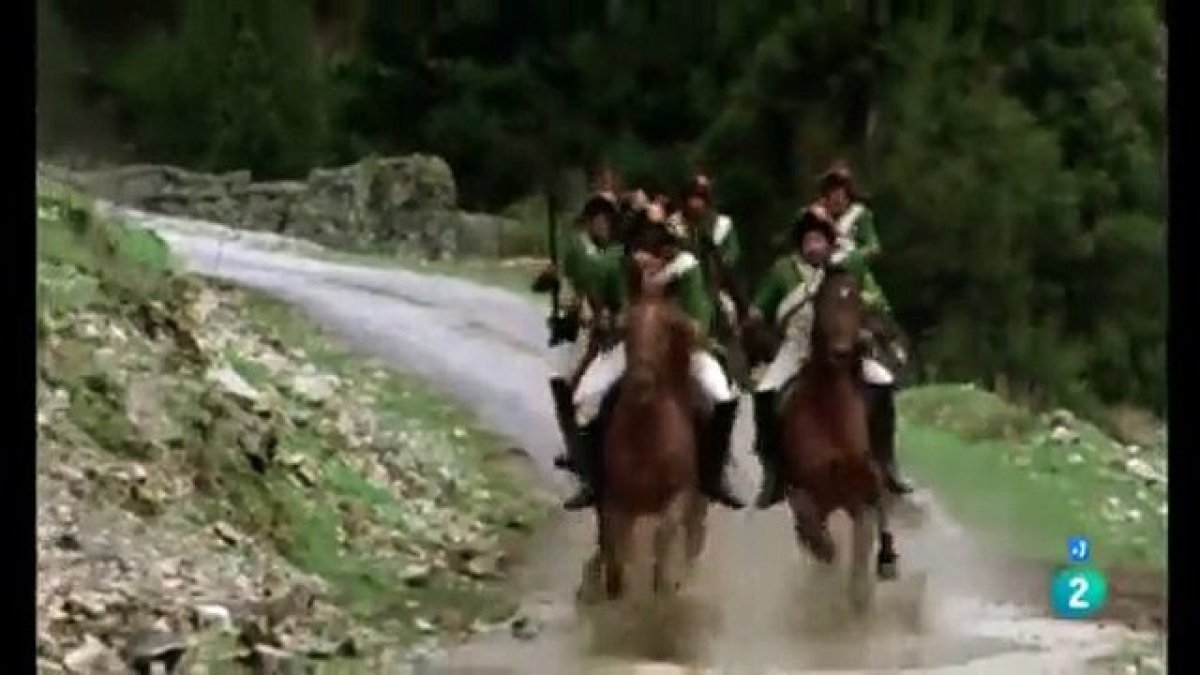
578, 300, 595, 326
531, 264, 561, 294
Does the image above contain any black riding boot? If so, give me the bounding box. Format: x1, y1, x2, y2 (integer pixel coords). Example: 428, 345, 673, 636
701, 400, 746, 510
549, 378, 579, 474
562, 385, 618, 511
752, 391, 785, 509
561, 419, 600, 510
866, 383, 913, 495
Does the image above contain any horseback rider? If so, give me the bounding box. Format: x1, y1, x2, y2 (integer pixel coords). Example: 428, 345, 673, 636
744, 206, 836, 508
564, 201, 746, 511
680, 174, 746, 330
814, 162, 912, 494
535, 191, 623, 482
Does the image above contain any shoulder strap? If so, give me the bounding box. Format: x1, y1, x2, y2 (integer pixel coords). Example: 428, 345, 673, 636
712, 214, 733, 245
650, 251, 699, 285
775, 258, 823, 327
835, 203, 865, 237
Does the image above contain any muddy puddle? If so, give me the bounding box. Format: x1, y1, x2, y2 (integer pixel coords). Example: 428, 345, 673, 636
428, 417, 1157, 674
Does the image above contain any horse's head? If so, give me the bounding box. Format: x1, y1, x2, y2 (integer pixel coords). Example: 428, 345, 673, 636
623, 298, 695, 403
812, 267, 865, 365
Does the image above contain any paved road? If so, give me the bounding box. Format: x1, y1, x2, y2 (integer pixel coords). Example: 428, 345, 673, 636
131, 207, 1146, 674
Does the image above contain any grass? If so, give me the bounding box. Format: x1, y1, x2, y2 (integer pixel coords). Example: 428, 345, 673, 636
37, 183, 174, 313
899, 384, 1166, 573
235, 292, 548, 627
36, 182, 550, 664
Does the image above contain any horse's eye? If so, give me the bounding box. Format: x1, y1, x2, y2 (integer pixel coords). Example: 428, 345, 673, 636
839, 287, 852, 299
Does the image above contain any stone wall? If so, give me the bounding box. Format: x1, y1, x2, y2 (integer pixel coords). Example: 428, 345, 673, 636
59, 155, 522, 259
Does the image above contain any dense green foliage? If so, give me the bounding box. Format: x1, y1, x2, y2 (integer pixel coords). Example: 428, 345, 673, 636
38, 1, 1165, 415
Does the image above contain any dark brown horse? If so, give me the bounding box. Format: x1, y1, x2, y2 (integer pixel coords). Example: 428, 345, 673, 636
778, 267, 899, 612
578, 276, 709, 603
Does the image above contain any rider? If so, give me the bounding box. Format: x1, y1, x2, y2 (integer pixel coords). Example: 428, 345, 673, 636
537, 192, 622, 481
814, 162, 913, 494
680, 174, 745, 329
745, 205, 839, 508
564, 202, 746, 511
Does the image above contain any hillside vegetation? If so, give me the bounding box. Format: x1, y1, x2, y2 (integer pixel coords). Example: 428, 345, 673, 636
36, 183, 546, 673
39, 0, 1165, 422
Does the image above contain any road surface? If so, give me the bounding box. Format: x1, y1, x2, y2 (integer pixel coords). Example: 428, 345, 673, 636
125, 206, 1150, 674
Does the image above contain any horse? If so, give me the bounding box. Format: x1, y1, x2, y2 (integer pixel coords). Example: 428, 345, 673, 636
577, 272, 710, 604
777, 266, 899, 612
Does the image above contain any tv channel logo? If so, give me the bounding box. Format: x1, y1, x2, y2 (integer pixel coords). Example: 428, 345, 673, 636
1050, 567, 1108, 619
1067, 535, 1091, 563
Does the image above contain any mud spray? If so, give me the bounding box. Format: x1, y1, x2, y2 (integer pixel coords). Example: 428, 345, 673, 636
431, 412, 1154, 675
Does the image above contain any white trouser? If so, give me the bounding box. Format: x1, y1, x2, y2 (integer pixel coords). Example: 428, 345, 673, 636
549, 328, 591, 380
718, 291, 737, 327
573, 344, 737, 426
755, 338, 895, 393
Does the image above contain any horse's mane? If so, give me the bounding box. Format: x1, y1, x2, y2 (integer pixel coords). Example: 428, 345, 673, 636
806, 265, 865, 368
625, 295, 696, 386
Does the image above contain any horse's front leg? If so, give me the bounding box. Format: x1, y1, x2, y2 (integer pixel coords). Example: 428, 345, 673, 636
577, 507, 607, 605
849, 506, 876, 615
874, 496, 899, 581
601, 506, 633, 601
653, 493, 693, 596
683, 491, 710, 566
786, 487, 835, 565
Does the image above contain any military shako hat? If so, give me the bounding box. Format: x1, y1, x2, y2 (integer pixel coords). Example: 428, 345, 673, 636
791, 204, 838, 246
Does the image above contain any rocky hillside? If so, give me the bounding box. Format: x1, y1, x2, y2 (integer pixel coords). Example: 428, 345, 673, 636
36, 182, 547, 673
42, 155, 523, 261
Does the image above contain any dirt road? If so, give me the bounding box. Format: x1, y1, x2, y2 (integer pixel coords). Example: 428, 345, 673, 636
131, 207, 1154, 674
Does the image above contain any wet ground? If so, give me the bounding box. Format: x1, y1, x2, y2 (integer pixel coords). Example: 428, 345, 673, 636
134, 208, 1162, 674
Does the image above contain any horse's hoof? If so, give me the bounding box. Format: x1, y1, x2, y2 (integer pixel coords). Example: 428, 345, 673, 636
877, 559, 898, 581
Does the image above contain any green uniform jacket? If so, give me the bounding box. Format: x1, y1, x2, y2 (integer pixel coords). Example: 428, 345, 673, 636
753, 255, 821, 323
832, 203, 890, 314
591, 245, 628, 314
604, 250, 714, 341
754, 254, 887, 321
559, 230, 607, 302
653, 251, 714, 339
687, 208, 741, 270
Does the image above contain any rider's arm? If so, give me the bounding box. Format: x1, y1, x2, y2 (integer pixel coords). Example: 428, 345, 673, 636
559, 232, 587, 299
596, 249, 629, 314
675, 266, 714, 333
751, 258, 790, 322
852, 206, 882, 263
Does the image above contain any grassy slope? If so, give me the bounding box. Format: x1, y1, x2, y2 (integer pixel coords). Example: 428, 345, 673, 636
37, 183, 549, 665
900, 385, 1165, 573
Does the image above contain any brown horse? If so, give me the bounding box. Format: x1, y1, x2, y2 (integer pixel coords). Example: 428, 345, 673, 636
778, 267, 899, 612
578, 280, 710, 603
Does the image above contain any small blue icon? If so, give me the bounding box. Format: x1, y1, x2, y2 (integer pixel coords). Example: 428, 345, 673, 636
1067, 535, 1091, 563
1050, 567, 1108, 619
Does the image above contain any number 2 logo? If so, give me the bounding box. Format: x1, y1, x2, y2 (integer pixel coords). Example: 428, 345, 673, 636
1067, 576, 1090, 609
